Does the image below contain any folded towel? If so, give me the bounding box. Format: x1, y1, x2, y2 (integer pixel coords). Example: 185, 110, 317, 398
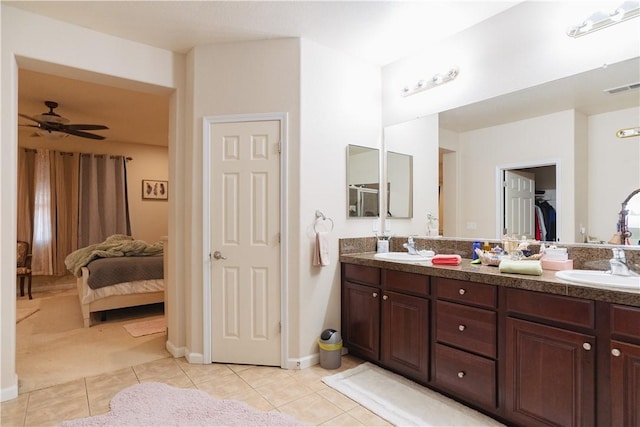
498, 259, 543, 276
431, 254, 462, 266
313, 232, 330, 267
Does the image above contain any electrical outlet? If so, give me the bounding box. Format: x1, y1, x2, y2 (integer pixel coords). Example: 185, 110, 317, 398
466, 222, 477, 230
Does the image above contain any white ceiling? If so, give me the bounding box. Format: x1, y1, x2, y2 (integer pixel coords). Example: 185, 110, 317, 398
10, 1, 640, 145
6, 1, 521, 66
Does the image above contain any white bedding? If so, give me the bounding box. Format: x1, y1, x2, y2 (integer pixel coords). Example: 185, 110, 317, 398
79, 266, 164, 304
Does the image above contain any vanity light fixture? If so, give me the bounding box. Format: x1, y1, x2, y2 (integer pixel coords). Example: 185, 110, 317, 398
567, 1, 640, 37
401, 66, 459, 97
616, 127, 640, 138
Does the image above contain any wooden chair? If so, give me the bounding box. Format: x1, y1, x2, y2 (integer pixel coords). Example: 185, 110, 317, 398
17, 241, 33, 299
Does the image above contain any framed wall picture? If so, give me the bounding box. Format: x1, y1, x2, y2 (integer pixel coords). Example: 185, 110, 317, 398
142, 179, 168, 200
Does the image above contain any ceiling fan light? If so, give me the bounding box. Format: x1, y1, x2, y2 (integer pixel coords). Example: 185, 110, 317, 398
36, 129, 69, 139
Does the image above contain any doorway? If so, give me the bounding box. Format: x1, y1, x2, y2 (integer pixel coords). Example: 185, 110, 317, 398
15, 65, 172, 390
202, 114, 287, 367
498, 163, 558, 242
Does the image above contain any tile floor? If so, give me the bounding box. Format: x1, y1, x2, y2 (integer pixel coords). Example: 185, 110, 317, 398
1, 354, 393, 427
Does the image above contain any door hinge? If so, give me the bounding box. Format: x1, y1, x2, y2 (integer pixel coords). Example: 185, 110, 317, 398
278, 142, 282, 154
279, 322, 282, 333
277, 232, 281, 244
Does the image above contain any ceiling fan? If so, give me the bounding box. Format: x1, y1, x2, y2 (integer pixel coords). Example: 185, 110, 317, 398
19, 100, 109, 140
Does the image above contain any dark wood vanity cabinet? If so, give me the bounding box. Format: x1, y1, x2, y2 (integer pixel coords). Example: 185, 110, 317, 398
341, 264, 430, 382
609, 304, 640, 427
342, 264, 381, 361
505, 288, 596, 427
381, 270, 430, 383
341, 261, 640, 426
432, 278, 498, 410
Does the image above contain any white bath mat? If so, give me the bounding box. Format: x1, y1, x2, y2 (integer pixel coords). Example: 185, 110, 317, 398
323, 362, 504, 426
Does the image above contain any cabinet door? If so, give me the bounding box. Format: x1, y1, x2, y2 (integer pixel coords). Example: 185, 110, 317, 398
610, 340, 640, 427
342, 281, 380, 360
506, 318, 595, 427
381, 290, 429, 382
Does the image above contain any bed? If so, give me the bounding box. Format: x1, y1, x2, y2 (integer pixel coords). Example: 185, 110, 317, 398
66, 235, 165, 327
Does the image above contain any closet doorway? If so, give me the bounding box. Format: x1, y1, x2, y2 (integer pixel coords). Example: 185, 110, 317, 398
499, 162, 558, 242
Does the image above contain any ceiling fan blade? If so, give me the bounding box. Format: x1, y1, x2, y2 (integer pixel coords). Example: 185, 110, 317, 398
18, 113, 47, 125
63, 124, 109, 131
61, 129, 106, 140
18, 124, 40, 128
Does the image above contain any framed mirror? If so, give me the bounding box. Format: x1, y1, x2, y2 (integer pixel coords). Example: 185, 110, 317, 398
386, 151, 413, 218
347, 144, 380, 217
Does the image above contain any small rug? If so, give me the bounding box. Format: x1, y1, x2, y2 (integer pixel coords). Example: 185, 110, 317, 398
323, 362, 504, 427
122, 316, 165, 337
16, 307, 39, 323
60, 382, 305, 426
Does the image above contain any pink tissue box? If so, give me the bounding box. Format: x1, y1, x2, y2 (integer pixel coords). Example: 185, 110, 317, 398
541, 259, 573, 271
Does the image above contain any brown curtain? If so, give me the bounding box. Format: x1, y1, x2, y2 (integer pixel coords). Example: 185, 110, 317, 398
54, 152, 80, 274
25, 150, 80, 276
77, 154, 131, 248
17, 149, 36, 244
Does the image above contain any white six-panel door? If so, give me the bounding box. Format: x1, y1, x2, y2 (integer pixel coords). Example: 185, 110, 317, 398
504, 169, 535, 238
208, 120, 281, 366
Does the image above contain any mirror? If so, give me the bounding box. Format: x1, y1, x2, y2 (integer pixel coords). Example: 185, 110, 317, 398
386, 151, 413, 218
347, 144, 380, 217
424, 57, 639, 244
617, 189, 640, 245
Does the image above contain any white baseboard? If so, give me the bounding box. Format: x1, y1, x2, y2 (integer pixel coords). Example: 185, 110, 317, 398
184, 349, 204, 364
165, 340, 185, 358
1, 374, 18, 402
285, 353, 319, 370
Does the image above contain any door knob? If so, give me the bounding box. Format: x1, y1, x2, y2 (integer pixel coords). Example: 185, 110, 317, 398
213, 251, 226, 260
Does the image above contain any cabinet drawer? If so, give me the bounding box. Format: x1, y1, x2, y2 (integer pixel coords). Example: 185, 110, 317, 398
506, 288, 595, 329
434, 278, 496, 308
436, 301, 496, 358
343, 263, 380, 286
383, 269, 429, 296
611, 304, 640, 339
433, 343, 496, 409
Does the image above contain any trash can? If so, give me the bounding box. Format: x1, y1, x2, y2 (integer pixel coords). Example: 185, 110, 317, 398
318, 329, 342, 369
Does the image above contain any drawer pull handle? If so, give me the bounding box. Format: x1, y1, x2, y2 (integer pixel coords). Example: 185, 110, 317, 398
611, 348, 621, 357
372, 292, 378, 298
458, 288, 466, 295
458, 324, 466, 332
383, 295, 389, 301
583, 342, 592, 351
457, 371, 465, 378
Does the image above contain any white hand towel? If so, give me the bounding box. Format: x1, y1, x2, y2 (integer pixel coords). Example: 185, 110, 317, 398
313, 232, 330, 267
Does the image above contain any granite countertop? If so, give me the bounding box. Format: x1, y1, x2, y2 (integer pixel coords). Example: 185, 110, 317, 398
340, 252, 640, 307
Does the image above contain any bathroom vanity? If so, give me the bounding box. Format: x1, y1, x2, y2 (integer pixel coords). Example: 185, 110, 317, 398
340, 252, 640, 427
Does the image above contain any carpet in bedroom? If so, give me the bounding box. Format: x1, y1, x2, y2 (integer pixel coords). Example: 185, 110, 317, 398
16, 288, 169, 394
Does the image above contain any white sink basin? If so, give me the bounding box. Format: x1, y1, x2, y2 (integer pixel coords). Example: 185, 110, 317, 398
555, 270, 640, 290
374, 252, 434, 262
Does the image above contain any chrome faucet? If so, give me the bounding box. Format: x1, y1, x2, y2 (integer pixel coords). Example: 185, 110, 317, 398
403, 236, 418, 255
609, 248, 639, 276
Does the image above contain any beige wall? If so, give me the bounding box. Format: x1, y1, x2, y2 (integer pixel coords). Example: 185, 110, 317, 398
299, 39, 381, 359
588, 107, 640, 242
452, 110, 580, 241
439, 107, 639, 243
184, 38, 382, 365
19, 138, 169, 244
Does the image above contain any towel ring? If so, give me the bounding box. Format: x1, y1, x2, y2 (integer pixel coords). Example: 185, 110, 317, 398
314, 217, 334, 232
314, 209, 334, 232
